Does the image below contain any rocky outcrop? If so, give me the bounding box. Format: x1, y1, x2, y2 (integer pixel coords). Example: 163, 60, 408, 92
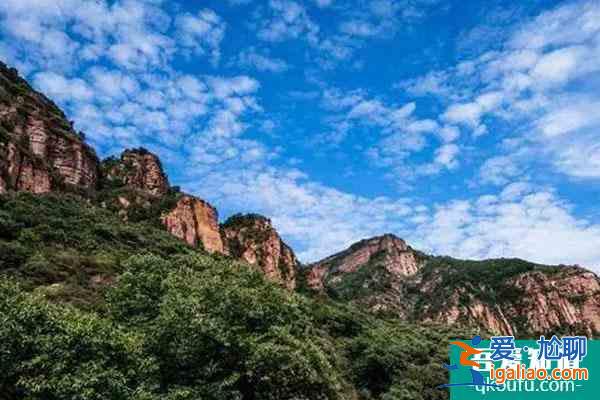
305, 235, 600, 337
102, 149, 222, 253
508, 269, 600, 335
412, 261, 600, 337
0, 62, 99, 194
221, 214, 298, 290
306, 234, 423, 292
102, 148, 169, 196
419, 269, 600, 336
161, 195, 224, 253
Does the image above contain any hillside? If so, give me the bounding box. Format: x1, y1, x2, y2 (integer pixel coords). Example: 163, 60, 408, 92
0, 192, 465, 400
1, 59, 599, 399
304, 234, 600, 337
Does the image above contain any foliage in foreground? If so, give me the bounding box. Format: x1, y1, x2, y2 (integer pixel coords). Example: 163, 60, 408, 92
1, 253, 461, 400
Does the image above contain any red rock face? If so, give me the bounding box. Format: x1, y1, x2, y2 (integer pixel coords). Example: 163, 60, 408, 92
306, 234, 422, 292
305, 234, 600, 336
221, 215, 298, 290
0, 62, 99, 194
104, 149, 169, 196
420, 270, 600, 336
162, 195, 224, 254
508, 269, 600, 335
1, 141, 50, 193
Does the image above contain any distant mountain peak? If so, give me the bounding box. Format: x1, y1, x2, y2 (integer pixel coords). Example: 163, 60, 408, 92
304, 234, 423, 295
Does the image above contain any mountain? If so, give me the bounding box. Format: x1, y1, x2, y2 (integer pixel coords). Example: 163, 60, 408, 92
0, 61, 99, 194
1, 59, 599, 399
304, 234, 600, 336
0, 60, 299, 290
99, 149, 298, 285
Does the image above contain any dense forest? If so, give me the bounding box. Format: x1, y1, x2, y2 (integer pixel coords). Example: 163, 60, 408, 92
0, 192, 468, 400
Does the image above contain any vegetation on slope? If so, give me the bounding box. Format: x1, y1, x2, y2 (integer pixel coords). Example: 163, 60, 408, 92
414, 256, 565, 313
0, 193, 468, 400
0, 192, 194, 310
324, 250, 393, 301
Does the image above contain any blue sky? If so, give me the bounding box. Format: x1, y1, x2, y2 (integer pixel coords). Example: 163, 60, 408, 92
1, 0, 600, 271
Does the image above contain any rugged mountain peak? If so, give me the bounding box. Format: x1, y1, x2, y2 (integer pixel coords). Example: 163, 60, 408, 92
221, 214, 298, 290
0, 61, 99, 194
102, 148, 169, 196
305, 234, 423, 293
162, 195, 224, 254
347, 233, 410, 254
99, 149, 222, 254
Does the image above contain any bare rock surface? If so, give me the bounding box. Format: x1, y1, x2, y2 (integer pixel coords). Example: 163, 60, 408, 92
221, 214, 299, 290
0, 61, 99, 194
162, 195, 224, 254
103, 148, 169, 196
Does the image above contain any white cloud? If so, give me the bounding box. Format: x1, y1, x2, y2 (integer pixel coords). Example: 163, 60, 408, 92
437, 125, 460, 142
403, 0, 600, 179
416, 187, 600, 273
257, 0, 320, 43
434, 144, 460, 169
553, 136, 600, 178
33, 72, 93, 103
235, 47, 290, 73
339, 20, 380, 38
478, 156, 523, 186
320, 88, 458, 181
88, 67, 140, 101
536, 100, 600, 137
530, 46, 587, 88
397, 70, 457, 99
0, 0, 226, 73
508, 0, 600, 50
207, 76, 260, 99
175, 9, 226, 65
442, 91, 503, 131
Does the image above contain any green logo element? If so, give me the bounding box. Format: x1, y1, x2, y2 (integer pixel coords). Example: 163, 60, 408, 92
448, 339, 600, 399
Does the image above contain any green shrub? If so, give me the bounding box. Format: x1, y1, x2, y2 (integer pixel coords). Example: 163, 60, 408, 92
0, 240, 29, 270
0, 282, 157, 400
108, 253, 346, 399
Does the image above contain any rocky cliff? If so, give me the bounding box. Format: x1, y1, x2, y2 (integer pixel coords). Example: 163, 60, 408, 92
99, 149, 223, 253
162, 195, 224, 253
0, 61, 99, 194
417, 265, 600, 337
306, 234, 423, 293
221, 214, 299, 290
305, 235, 600, 337
102, 148, 169, 196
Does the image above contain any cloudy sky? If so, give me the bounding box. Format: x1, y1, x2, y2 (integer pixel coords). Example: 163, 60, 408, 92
1, 0, 599, 271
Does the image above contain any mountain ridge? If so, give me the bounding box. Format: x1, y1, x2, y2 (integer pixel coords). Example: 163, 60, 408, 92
1, 59, 599, 337
303, 234, 600, 336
